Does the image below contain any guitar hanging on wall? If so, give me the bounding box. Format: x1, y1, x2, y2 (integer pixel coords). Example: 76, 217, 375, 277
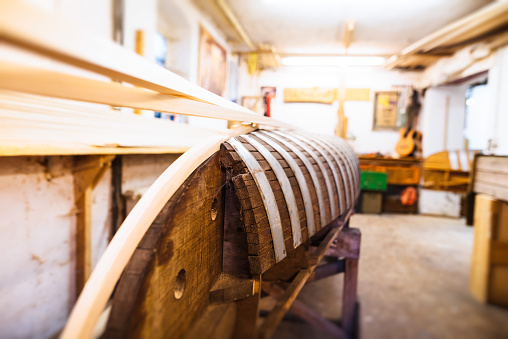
395, 89, 422, 157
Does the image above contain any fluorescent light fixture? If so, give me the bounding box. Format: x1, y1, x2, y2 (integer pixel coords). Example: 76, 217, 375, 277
281, 56, 385, 66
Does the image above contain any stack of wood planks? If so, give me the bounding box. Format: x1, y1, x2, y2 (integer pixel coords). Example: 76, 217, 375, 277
385, 1, 508, 71
0, 90, 221, 156
470, 195, 508, 307
470, 155, 508, 306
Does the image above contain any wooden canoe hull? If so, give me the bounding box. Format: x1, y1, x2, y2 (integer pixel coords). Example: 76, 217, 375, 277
102, 130, 360, 338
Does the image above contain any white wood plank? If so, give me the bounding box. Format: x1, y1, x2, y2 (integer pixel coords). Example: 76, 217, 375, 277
0, 62, 290, 129
290, 134, 346, 216
274, 131, 337, 223
254, 131, 316, 237
261, 131, 327, 231
242, 134, 302, 247
325, 136, 360, 198
311, 135, 356, 205
226, 138, 287, 261
303, 136, 352, 212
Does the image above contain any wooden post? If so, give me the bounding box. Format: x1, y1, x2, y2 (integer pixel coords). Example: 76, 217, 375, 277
342, 258, 359, 336
335, 228, 361, 337
234, 275, 261, 338
134, 30, 145, 115
73, 155, 115, 295
262, 282, 347, 339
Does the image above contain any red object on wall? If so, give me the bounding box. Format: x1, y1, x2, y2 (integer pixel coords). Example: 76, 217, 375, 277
265, 94, 274, 117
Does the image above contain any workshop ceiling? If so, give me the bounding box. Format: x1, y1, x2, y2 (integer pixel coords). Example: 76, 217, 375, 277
193, 0, 494, 55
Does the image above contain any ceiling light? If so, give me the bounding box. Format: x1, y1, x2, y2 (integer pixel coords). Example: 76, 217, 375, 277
281, 56, 385, 66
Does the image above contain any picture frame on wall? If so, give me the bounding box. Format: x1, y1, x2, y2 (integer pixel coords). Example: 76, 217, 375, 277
372, 91, 400, 130
241, 96, 263, 115
198, 26, 227, 97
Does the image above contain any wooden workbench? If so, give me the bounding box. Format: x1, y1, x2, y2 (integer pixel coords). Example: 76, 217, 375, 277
359, 156, 421, 213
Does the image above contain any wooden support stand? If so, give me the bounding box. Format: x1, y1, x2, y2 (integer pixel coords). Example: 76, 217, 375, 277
73, 155, 115, 295
258, 217, 361, 339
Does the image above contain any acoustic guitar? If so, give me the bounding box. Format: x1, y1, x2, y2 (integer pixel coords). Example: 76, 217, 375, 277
395, 90, 422, 157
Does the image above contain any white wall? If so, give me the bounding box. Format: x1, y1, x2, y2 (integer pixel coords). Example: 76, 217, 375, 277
488, 46, 508, 155
0, 157, 76, 338
158, 0, 229, 131
24, 0, 113, 39
420, 84, 468, 157
0, 151, 186, 338
124, 0, 158, 62
0, 157, 113, 338
243, 66, 420, 155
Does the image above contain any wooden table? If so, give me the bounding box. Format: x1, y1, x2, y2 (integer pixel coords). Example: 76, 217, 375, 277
359, 156, 421, 214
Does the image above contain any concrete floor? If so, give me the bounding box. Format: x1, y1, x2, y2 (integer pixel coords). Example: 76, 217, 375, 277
271, 214, 508, 339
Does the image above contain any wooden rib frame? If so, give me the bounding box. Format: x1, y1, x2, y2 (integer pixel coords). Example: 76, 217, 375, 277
227, 137, 287, 261
323, 136, 360, 196
242, 134, 303, 247
254, 131, 316, 237
310, 136, 355, 206
274, 131, 337, 222
261, 131, 327, 230
288, 133, 345, 216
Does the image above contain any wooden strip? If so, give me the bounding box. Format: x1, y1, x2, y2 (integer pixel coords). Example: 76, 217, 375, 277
261, 131, 327, 231
401, 1, 508, 55
342, 258, 359, 336
324, 136, 360, 198
476, 156, 508, 174
258, 269, 313, 339
0, 91, 223, 156
309, 136, 354, 209
0, 144, 188, 156
336, 138, 360, 180
227, 138, 287, 262
0, 1, 252, 113
289, 133, 345, 216
0, 62, 289, 129
258, 225, 343, 338
274, 131, 336, 222
60, 125, 254, 339
254, 131, 316, 237
474, 182, 508, 202
73, 156, 114, 295
323, 136, 359, 200
475, 171, 508, 189
242, 135, 302, 248
261, 282, 347, 339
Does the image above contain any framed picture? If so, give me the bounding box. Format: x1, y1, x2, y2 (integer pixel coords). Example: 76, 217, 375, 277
198, 26, 227, 96
373, 91, 400, 130
241, 96, 263, 114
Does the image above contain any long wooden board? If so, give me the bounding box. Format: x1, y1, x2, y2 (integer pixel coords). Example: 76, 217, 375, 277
0, 91, 221, 156
401, 1, 508, 54
0, 1, 252, 114
0, 62, 290, 129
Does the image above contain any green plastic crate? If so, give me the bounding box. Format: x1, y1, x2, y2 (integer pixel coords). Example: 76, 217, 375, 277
361, 171, 387, 191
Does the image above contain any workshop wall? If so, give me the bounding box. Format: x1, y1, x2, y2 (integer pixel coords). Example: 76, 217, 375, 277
241, 66, 421, 155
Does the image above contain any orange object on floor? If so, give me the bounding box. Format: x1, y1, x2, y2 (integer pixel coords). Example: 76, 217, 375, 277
401, 187, 417, 206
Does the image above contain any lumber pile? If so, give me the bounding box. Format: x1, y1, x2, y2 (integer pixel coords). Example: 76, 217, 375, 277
0, 91, 220, 155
